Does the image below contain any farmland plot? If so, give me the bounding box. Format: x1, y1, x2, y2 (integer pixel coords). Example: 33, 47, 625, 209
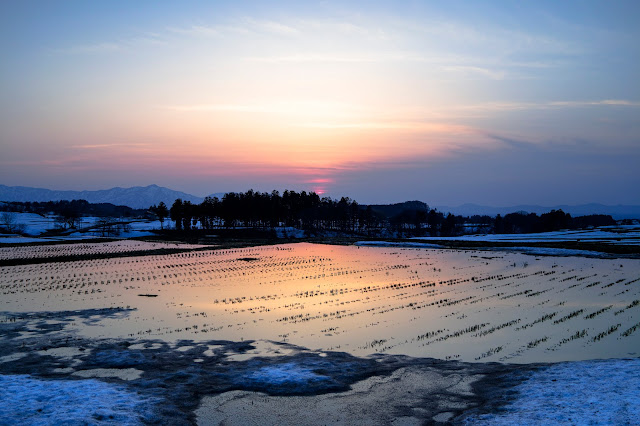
1, 243, 639, 363
0, 240, 206, 261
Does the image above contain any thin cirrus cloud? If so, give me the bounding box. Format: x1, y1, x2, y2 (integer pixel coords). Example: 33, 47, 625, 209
159, 99, 640, 120
3, 2, 638, 203
47, 12, 574, 82
441, 65, 506, 80
292, 121, 475, 135
166, 17, 380, 40
166, 18, 299, 38
451, 99, 640, 113
49, 33, 166, 55
49, 42, 122, 55
243, 52, 453, 63
549, 100, 640, 107
158, 101, 365, 119
70, 143, 152, 150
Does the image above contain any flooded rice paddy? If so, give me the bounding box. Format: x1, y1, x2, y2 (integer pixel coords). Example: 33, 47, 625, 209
0, 240, 207, 261
2, 243, 639, 363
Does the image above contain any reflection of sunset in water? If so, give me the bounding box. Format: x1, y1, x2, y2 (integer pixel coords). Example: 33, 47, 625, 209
2, 243, 639, 363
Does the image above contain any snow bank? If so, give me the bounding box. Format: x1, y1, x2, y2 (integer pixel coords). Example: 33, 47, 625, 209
496, 246, 611, 257
0, 375, 159, 425
464, 358, 640, 425
3, 213, 55, 235
413, 227, 640, 246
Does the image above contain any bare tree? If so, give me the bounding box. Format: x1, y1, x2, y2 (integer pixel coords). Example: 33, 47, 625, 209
1, 212, 16, 232
94, 218, 118, 237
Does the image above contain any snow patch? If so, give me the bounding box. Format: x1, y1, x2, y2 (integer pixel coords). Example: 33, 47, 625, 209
413, 226, 640, 246
0, 374, 158, 425
274, 227, 306, 239
497, 246, 610, 257
464, 358, 640, 425
244, 362, 328, 386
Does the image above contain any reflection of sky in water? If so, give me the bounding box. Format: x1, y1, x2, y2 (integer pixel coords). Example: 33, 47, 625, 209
2, 243, 639, 363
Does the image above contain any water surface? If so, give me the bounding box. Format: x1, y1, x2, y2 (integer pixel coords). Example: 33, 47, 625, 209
2, 243, 639, 363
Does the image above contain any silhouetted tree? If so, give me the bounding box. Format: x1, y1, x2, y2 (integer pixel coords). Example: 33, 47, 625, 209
494, 214, 504, 234
150, 201, 169, 229
441, 213, 457, 237
170, 199, 184, 230
0, 212, 25, 233
428, 209, 442, 236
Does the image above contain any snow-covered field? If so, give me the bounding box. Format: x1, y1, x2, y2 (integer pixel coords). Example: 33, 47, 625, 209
1, 212, 56, 235
0, 375, 159, 425
0, 212, 163, 243
0, 240, 206, 261
463, 358, 640, 425
413, 225, 640, 246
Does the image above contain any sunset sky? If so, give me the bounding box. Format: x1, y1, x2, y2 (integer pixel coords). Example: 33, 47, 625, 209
1, 1, 639, 205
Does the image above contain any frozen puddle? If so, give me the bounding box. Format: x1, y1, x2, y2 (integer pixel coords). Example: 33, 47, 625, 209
464, 358, 640, 425
243, 362, 329, 387
0, 374, 159, 425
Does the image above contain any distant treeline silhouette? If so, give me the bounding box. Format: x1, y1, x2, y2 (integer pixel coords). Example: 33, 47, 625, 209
163, 190, 372, 233
1, 200, 146, 219
158, 190, 616, 237
494, 210, 615, 234
0, 192, 616, 237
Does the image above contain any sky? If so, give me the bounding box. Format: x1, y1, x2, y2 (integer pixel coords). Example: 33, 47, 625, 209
1, 0, 639, 206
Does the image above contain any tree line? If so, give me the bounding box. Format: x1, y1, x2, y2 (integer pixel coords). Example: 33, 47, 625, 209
494, 210, 615, 234
0, 191, 616, 237
160, 190, 371, 233
157, 190, 615, 237
1, 200, 146, 219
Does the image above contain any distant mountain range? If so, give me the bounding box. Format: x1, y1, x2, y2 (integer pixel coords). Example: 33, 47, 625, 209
1, 185, 639, 218
435, 203, 640, 220
0, 184, 209, 210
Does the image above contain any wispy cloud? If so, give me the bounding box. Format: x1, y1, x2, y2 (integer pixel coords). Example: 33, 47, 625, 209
244, 51, 451, 63
442, 65, 506, 80
50, 32, 166, 55
454, 99, 640, 113
167, 18, 298, 38
166, 25, 222, 37
294, 121, 474, 134
406, 18, 583, 57
70, 143, 151, 150
549, 100, 640, 107
158, 101, 364, 117
51, 42, 122, 55
294, 18, 390, 40
160, 104, 271, 113
486, 134, 537, 150
243, 18, 299, 35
